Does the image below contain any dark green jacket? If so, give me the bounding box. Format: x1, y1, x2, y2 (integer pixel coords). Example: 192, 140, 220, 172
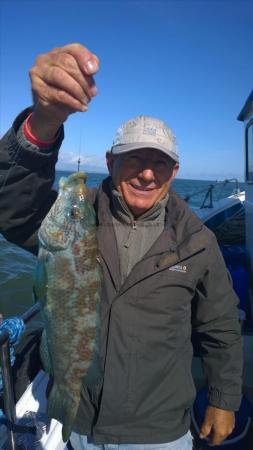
0, 110, 243, 444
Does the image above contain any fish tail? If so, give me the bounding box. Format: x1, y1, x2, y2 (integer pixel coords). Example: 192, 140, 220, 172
47, 383, 78, 442
62, 422, 74, 444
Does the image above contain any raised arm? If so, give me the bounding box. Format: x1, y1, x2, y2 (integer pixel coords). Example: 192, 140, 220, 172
0, 43, 99, 254
28, 42, 99, 140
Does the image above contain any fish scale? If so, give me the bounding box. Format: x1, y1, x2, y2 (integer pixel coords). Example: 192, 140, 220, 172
34, 172, 103, 442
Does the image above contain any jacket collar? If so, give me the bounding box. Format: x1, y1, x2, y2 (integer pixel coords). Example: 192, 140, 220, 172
94, 177, 205, 293
94, 178, 121, 291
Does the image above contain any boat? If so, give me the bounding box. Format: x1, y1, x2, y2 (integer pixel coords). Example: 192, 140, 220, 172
0, 304, 69, 449
186, 179, 245, 245
0, 92, 253, 449
0, 370, 66, 450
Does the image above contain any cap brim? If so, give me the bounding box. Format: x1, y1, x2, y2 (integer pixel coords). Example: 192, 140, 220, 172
111, 142, 179, 163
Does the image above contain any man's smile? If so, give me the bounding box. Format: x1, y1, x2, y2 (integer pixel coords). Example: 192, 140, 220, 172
129, 183, 156, 192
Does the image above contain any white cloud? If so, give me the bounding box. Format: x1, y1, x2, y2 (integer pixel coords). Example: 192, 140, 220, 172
57, 151, 107, 172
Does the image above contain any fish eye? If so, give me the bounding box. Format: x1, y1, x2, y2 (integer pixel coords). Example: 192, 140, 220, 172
69, 205, 80, 220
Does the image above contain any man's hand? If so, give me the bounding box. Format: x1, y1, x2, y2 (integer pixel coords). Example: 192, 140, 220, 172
29, 43, 99, 140
199, 405, 235, 446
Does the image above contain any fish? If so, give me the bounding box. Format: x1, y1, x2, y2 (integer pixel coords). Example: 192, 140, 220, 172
34, 172, 102, 442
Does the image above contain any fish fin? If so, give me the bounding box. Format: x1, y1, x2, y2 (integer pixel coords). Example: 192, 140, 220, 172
47, 383, 79, 443
40, 329, 53, 376
33, 259, 48, 306
33, 262, 53, 376
83, 350, 103, 387
59, 176, 68, 189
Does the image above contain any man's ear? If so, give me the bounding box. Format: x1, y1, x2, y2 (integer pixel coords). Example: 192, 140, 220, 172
172, 163, 180, 179
106, 150, 114, 175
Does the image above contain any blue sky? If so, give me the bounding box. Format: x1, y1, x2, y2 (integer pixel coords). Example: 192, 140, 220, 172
0, 0, 252, 180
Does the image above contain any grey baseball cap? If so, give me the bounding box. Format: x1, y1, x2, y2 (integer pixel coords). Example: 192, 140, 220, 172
111, 115, 179, 163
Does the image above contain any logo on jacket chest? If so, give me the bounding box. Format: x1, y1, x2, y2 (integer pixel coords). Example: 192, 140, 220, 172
169, 264, 187, 273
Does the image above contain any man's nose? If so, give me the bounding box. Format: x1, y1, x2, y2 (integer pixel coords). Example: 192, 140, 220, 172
139, 165, 155, 181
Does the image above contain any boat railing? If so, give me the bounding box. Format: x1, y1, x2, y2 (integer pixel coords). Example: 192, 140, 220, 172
184, 178, 241, 209
0, 302, 41, 450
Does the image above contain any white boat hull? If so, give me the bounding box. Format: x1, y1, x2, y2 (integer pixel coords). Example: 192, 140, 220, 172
192, 191, 245, 224
0, 370, 67, 450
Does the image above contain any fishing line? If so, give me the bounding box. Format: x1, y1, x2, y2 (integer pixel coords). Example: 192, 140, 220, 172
77, 129, 82, 172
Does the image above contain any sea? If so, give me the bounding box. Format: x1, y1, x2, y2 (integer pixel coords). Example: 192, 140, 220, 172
0, 170, 245, 331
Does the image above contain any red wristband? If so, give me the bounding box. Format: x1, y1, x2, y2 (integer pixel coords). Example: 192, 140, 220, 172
23, 113, 59, 148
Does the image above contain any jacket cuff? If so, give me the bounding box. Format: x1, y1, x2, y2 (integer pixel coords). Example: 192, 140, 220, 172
208, 387, 242, 411
8, 107, 64, 170
23, 112, 60, 148
17, 119, 59, 154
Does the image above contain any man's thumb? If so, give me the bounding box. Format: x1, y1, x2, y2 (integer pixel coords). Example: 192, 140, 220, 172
199, 421, 212, 439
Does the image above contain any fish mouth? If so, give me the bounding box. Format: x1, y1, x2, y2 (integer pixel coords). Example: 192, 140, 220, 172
60, 172, 87, 189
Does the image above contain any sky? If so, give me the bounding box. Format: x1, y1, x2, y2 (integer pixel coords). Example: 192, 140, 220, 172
0, 0, 252, 180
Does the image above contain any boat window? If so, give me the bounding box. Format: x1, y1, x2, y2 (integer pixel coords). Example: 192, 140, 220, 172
246, 119, 253, 183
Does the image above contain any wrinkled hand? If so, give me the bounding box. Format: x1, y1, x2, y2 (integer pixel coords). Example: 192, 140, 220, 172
29, 43, 99, 139
199, 405, 235, 446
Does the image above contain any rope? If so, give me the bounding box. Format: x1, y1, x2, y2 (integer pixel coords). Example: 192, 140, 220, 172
0, 317, 26, 423
0, 317, 25, 345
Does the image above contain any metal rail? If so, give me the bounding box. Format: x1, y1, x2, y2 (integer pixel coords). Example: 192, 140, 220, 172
0, 301, 41, 450
184, 178, 241, 209
184, 184, 215, 208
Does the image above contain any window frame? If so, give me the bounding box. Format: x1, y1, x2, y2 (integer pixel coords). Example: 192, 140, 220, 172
245, 118, 253, 183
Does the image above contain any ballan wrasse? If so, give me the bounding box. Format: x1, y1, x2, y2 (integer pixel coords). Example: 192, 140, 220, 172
34, 172, 102, 442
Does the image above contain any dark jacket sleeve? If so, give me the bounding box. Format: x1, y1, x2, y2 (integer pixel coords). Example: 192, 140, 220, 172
192, 232, 243, 411
0, 108, 64, 255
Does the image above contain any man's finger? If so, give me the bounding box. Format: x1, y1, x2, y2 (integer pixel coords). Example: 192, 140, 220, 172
42, 65, 91, 105
51, 51, 97, 95
32, 77, 88, 113
199, 423, 212, 439
60, 42, 100, 76
208, 430, 228, 446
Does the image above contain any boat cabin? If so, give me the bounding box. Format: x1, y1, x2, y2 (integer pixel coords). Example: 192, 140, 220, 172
238, 91, 253, 311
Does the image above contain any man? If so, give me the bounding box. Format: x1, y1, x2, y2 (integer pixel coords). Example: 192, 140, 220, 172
0, 43, 242, 450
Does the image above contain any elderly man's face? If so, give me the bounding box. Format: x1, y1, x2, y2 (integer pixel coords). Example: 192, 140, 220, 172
107, 148, 179, 217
